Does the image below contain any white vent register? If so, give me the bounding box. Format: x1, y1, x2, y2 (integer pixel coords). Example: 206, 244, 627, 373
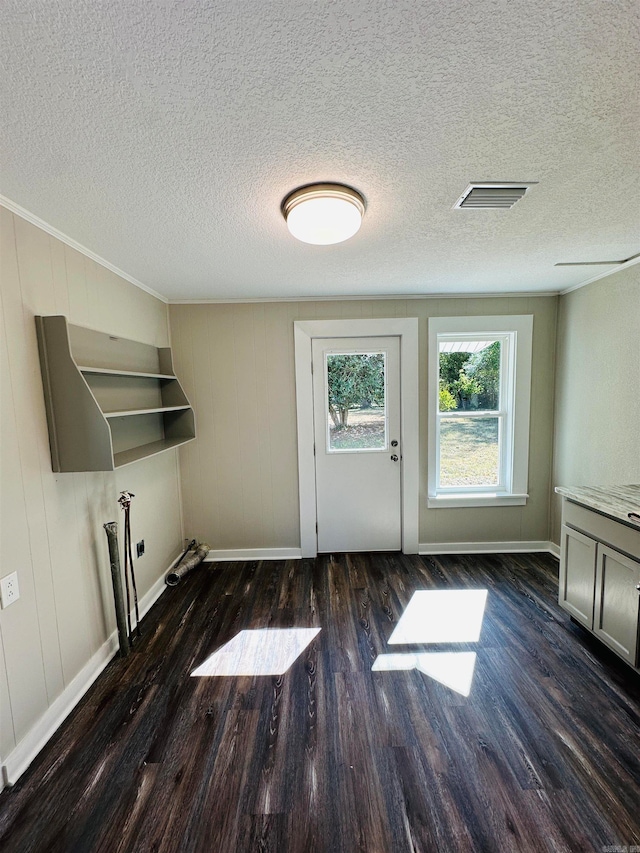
454, 182, 536, 210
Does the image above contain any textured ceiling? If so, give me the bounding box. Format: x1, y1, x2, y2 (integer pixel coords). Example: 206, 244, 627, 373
1, 0, 639, 301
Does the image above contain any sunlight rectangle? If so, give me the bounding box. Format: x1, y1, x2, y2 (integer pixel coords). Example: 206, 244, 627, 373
388, 589, 487, 644
373, 651, 477, 696
191, 628, 321, 677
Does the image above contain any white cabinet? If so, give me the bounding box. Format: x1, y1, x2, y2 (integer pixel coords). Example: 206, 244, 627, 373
558, 498, 640, 669
594, 545, 640, 665
559, 525, 597, 628
35, 315, 196, 471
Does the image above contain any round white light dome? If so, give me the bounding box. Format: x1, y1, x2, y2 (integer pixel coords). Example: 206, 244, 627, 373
282, 184, 365, 245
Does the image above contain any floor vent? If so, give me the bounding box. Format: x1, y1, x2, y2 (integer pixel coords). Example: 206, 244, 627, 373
454, 183, 536, 210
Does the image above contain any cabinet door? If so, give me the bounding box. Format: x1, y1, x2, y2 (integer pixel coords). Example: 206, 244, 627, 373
559, 525, 597, 628
593, 544, 640, 665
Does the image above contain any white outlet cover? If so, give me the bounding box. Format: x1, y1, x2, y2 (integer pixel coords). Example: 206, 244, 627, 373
0, 571, 20, 608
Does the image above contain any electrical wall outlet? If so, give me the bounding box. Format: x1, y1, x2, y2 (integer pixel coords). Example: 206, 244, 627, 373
136, 540, 145, 558
0, 572, 20, 608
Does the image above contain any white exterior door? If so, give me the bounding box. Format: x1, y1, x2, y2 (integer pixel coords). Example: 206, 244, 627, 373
312, 336, 402, 552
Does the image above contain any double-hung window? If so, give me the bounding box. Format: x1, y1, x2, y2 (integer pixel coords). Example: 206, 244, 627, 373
428, 315, 533, 507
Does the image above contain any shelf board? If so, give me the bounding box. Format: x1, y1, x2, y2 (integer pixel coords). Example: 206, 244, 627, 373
104, 405, 191, 419
114, 436, 195, 468
78, 366, 176, 380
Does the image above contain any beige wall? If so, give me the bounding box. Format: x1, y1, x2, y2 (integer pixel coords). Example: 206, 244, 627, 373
170, 295, 557, 550
551, 266, 640, 544
0, 208, 183, 763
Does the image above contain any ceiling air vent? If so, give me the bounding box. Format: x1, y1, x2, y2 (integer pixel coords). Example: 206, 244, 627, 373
454, 182, 536, 210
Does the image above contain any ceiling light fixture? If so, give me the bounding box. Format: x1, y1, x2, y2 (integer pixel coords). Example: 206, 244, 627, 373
282, 183, 366, 245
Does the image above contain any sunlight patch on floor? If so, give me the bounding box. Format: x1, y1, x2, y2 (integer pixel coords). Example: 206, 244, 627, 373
372, 651, 477, 696
388, 589, 488, 644
191, 628, 321, 677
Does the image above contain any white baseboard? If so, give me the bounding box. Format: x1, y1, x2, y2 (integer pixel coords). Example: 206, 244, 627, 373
419, 540, 557, 555
134, 571, 169, 620
548, 541, 561, 559
1, 567, 169, 787
205, 544, 556, 561
204, 548, 302, 562
2, 638, 118, 787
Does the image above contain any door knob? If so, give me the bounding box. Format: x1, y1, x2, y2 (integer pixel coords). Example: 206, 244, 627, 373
391, 454, 399, 462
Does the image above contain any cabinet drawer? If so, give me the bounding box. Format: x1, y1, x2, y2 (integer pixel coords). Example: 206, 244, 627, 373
563, 501, 640, 561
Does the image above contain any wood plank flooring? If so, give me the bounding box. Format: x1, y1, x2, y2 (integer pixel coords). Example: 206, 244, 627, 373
1, 552, 639, 852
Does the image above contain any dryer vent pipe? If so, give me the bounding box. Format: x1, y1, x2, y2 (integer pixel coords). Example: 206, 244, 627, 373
166, 541, 210, 586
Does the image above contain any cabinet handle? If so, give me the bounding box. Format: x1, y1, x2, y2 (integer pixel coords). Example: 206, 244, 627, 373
636, 584, 640, 592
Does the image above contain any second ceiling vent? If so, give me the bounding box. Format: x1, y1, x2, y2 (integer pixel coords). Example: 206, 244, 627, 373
454, 182, 536, 210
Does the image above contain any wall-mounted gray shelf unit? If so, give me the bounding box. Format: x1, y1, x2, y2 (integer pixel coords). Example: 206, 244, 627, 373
35, 315, 196, 471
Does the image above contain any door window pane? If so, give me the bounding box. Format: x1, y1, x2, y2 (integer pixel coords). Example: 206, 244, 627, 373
439, 417, 500, 487
326, 353, 387, 451
439, 340, 501, 412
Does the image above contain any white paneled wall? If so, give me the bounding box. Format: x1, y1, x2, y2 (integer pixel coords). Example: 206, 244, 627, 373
0, 207, 183, 766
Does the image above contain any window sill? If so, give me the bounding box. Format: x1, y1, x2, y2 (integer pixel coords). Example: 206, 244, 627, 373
427, 493, 529, 509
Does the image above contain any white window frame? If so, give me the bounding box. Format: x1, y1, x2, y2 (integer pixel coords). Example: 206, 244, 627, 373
428, 315, 533, 508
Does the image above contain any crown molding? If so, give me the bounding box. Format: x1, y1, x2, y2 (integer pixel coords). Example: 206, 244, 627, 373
0, 195, 168, 304
169, 290, 559, 305
559, 253, 640, 295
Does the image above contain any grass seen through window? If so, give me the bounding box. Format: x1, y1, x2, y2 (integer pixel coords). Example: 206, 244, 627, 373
439, 418, 500, 486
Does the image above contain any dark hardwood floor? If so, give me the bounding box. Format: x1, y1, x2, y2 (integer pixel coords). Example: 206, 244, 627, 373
1, 552, 639, 852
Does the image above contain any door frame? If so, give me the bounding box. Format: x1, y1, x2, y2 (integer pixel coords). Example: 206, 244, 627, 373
294, 318, 419, 557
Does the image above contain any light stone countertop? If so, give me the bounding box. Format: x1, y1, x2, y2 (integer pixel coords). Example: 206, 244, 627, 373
555, 484, 640, 528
